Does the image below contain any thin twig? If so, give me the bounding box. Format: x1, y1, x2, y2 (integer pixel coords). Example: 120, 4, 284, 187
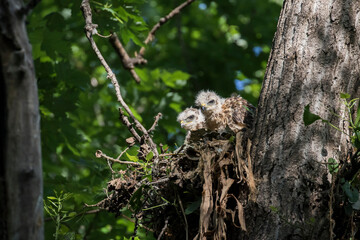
120, 213, 154, 232
108, 0, 195, 84
159, 152, 185, 157
157, 217, 169, 240
80, 0, 159, 167
139, 0, 196, 56
95, 150, 141, 166
96, 32, 112, 38
116, 146, 130, 160
44, 209, 102, 222
148, 113, 163, 133
119, 108, 142, 143
177, 194, 188, 240
132, 215, 139, 240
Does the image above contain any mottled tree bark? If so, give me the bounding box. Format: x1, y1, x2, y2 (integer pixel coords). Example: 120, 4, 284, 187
0, 0, 43, 239
247, 0, 360, 239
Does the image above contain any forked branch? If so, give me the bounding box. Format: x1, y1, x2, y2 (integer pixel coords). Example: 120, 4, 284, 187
108, 0, 196, 83
80, 0, 159, 163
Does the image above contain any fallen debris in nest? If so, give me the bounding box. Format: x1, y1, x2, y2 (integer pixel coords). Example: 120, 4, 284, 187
89, 129, 256, 239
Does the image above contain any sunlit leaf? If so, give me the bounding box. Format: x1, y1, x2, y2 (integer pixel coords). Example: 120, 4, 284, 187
303, 105, 322, 126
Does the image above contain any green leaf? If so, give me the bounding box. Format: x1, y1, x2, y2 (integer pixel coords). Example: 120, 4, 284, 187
47, 196, 57, 200
355, 101, 360, 126
125, 152, 139, 162
145, 151, 153, 162
342, 181, 359, 203
185, 198, 201, 215
303, 104, 322, 126
129, 186, 144, 212
340, 93, 351, 99
327, 158, 338, 174
352, 198, 360, 210
160, 70, 191, 89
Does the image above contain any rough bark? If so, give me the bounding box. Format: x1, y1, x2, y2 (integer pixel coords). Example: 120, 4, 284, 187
0, 0, 43, 239
247, 0, 360, 239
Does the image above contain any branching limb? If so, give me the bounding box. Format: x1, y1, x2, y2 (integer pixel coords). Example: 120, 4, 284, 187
148, 113, 163, 134
80, 0, 159, 165
157, 217, 169, 240
109, 33, 147, 84
95, 150, 141, 166
139, 0, 196, 56
119, 108, 142, 143
108, 0, 195, 84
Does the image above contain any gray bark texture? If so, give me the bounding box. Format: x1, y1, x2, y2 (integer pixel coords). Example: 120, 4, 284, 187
247, 0, 360, 239
0, 0, 43, 239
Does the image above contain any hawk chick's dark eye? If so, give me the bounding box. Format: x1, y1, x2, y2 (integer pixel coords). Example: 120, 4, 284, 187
187, 115, 195, 121
208, 100, 215, 105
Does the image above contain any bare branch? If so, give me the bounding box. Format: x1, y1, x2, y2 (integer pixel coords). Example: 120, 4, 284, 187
139, 0, 196, 56
116, 146, 130, 160
177, 194, 189, 240
148, 113, 163, 133
80, 0, 159, 165
107, 0, 195, 84
95, 150, 141, 166
157, 217, 169, 240
119, 108, 142, 143
109, 33, 147, 84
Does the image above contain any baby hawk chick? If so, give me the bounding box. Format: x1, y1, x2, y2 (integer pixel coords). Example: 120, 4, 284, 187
177, 107, 206, 131
195, 90, 254, 133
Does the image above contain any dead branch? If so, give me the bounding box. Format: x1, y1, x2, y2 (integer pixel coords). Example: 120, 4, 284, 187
148, 113, 163, 133
95, 150, 141, 166
80, 0, 159, 165
109, 33, 147, 84
177, 194, 189, 240
157, 217, 169, 240
108, 0, 195, 84
139, 0, 196, 56
119, 108, 142, 143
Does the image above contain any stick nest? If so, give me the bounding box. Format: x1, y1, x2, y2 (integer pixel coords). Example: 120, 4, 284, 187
90, 129, 256, 239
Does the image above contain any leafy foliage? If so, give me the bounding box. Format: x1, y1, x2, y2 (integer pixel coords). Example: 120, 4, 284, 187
27, 0, 281, 238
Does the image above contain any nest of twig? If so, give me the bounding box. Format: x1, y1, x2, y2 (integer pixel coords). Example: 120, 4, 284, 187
90, 129, 256, 239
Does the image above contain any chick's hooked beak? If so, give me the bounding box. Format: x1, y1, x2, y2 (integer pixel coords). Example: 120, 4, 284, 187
201, 103, 206, 111
180, 120, 185, 127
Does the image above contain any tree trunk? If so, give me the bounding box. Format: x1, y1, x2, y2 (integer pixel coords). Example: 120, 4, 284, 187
247, 0, 360, 239
0, 1, 43, 239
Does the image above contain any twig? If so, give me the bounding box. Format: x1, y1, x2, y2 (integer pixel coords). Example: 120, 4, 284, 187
159, 152, 185, 157
177, 194, 188, 240
80, 0, 159, 166
109, 33, 147, 84
132, 215, 139, 240
120, 213, 154, 232
95, 150, 141, 166
106, 157, 116, 175
44, 209, 102, 222
139, 0, 196, 56
157, 217, 169, 240
108, 0, 195, 84
119, 108, 142, 143
116, 146, 130, 160
96, 32, 112, 38
148, 113, 163, 133
148, 178, 169, 185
